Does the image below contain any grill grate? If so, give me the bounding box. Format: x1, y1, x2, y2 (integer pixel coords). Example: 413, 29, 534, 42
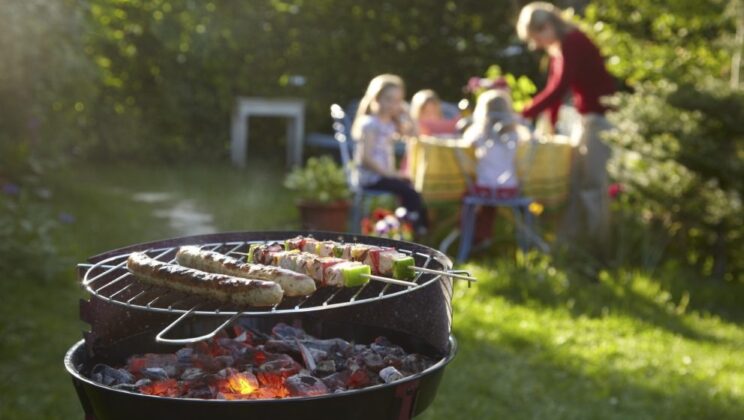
81, 239, 447, 319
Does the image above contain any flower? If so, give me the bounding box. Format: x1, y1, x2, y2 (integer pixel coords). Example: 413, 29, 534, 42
372, 208, 390, 221
528, 202, 544, 216
2, 182, 21, 196
608, 183, 623, 199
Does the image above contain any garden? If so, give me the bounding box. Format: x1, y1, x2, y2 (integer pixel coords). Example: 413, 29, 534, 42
1, 1, 742, 419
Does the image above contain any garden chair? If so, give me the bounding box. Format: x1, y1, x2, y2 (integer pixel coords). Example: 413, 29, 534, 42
330, 104, 395, 233
449, 142, 544, 263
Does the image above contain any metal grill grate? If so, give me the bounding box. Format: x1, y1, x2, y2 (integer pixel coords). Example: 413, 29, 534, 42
79, 236, 464, 344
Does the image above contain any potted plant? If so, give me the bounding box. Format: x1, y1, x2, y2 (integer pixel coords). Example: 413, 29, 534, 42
284, 155, 351, 231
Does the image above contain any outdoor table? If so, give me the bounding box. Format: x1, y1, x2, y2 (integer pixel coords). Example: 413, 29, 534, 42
230, 97, 305, 168
406, 136, 475, 203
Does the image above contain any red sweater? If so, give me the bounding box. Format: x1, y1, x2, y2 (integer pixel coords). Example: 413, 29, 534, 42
522, 29, 616, 126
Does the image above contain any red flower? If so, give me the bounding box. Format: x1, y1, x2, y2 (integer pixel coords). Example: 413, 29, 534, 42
608, 183, 623, 199
372, 208, 390, 221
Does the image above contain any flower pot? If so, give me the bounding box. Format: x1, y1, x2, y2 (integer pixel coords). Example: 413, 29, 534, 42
296, 200, 350, 232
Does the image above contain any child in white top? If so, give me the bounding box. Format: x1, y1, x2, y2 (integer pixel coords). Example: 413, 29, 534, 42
462, 89, 527, 243
464, 89, 524, 195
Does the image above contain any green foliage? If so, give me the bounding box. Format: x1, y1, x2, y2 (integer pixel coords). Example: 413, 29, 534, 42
483, 65, 537, 112
284, 156, 350, 204
0, 188, 62, 281
80, 0, 529, 160
579, 0, 732, 85
604, 80, 743, 280
0, 0, 97, 176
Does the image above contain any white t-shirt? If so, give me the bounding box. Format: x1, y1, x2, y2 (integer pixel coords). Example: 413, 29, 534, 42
468, 128, 519, 189
354, 115, 396, 187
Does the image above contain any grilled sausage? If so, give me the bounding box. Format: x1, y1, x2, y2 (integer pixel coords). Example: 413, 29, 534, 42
126, 252, 283, 307
175, 246, 316, 297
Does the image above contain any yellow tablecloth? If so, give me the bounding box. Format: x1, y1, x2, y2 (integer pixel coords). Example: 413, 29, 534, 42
406, 134, 575, 207
406, 136, 475, 202
515, 135, 574, 207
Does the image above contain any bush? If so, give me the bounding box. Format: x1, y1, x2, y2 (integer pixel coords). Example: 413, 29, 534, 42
284, 156, 350, 204
604, 79, 743, 280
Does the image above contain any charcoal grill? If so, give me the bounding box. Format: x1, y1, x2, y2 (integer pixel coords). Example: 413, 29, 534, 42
67, 231, 467, 420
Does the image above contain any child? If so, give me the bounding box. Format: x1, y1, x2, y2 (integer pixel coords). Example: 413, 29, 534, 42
351, 74, 429, 234
463, 89, 525, 243
410, 89, 458, 136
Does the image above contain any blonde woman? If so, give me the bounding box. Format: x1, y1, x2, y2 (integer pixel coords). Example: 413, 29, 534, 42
351, 74, 428, 234
517, 2, 615, 249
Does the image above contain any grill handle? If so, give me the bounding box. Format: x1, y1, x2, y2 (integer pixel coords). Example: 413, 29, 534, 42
155, 307, 243, 345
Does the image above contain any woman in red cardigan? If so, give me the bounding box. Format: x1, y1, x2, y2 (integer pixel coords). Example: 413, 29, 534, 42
517, 2, 616, 254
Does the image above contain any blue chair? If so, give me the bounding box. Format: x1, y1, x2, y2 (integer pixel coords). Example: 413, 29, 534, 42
451, 147, 542, 263
330, 104, 395, 233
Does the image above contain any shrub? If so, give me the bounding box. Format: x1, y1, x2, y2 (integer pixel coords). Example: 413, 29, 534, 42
604, 79, 743, 280
284, 156, 350, 204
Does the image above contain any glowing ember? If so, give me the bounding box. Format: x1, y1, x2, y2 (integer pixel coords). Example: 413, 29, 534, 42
226, 373, 257, 395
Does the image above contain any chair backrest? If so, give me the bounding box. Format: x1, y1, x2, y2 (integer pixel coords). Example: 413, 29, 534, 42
441, 101, 460, 120
331, 103, 357, 191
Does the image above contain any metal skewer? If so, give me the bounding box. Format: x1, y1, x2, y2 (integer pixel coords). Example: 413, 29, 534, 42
361, 274, 417, 287
410, 266, 477, 283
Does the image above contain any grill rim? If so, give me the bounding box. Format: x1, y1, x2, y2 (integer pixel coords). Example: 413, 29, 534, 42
80, 230, 455, 318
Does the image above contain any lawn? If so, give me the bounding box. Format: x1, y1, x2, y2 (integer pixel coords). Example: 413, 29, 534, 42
1, 161, 742, 419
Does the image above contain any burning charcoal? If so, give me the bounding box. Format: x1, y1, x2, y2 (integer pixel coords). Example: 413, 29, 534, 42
320, 371, 350, 392
258, 354, 302, 377
185, 385, 215, 399
302, 338, 351, 354
371, 338, 406, 358
271, 323, 308, 340
215, 370, 259, 399
217, 337, 248, 358
313, 359, 337, 377
139, 379, 182, 397
141, 367, 170, 380
91, 364, 134, 386
379, 366, 405, 384
346, 367, 372, 389
264, 339, 299, 354
285, 374, 329, 397
401, 354, 434, 374
215, 355, 235, 368
127, 353, 178, 377
360, 350, 385, 372
176, 348, 195, 367
180, 367, 206, 381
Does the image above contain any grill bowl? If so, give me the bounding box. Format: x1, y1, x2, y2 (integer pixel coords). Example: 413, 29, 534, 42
66, 318, 457, 420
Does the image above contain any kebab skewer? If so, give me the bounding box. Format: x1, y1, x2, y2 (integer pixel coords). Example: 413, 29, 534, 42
245, 243, 417, 288
283, 236, 417, 280
284, 236, 476, 283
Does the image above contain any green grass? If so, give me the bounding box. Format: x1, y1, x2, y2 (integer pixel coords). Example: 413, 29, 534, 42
1, 161, 743, 419
421, 257, 744, 420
